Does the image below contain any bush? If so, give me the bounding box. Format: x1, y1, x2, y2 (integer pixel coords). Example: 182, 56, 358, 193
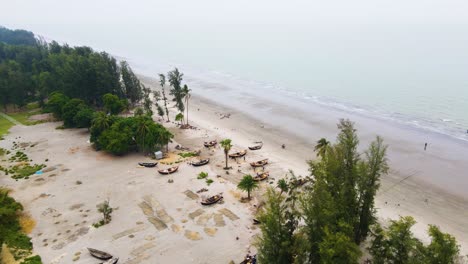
103, 93, 126, 115
197, 172, 208, 179
44, 92, 69, 119
61, 98, 87, 127
20, 255, 42, 264
206, 179, 214, 186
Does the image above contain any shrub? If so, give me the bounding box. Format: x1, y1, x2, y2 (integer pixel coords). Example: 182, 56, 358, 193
197, 172, 208, 179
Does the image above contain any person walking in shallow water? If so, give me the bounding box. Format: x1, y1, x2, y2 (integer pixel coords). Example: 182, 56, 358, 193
424, 142, 428, 151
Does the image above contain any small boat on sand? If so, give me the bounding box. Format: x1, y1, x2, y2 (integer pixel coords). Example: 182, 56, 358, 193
88, 248, 113, 260
229, 150, 247, 158
204, 140, 217, 148
158, 166, 179, 175
138, 162, 157, 168
102, 257, 119, 264
250, 159, 268, 168
201, 193, 223, 205
248, 142, 263, 150
254, 171, 269, 181
191, 158, 210, 167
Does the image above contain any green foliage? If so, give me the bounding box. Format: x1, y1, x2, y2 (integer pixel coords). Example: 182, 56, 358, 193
319, 226, 362, 264
95, 115, 173, 155
10, 164, 46, 179
0, 26, 141, 109
134, 107, 144, 116
44, 92, 70, 119
103, 93, 126, 115
205, 179, 214, 186
61, 98, 87, 127
167, 68, 185, 114
425, 225, 460, 264
73, 105, 94, 128
0, 26, 37, 46
96, 199, 113, 225
314, 137, 330, 158
369, 218, 460, 264
158, 73, 170, 121
178, 152, 197, 158
20, 255, 43, 264
256, 188, 304, 264
0, 189, 36, 260
220, 139, 232, 169
121, 61, 142, 106
197, 172, 208, 179
237, 175, 258, 199
89, 111, 117, 148
175, 112, 184, 124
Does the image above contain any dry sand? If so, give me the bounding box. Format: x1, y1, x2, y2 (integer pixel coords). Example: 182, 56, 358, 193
0, 122, 257, 263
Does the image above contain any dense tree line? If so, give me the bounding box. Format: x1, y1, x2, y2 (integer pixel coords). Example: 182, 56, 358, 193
256, 120, 461, 264
0, 26, 142, 110
45, 92, 173, 156
0, 26, 37, 46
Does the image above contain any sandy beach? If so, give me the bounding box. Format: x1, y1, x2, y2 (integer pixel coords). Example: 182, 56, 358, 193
0, 74, 467, 263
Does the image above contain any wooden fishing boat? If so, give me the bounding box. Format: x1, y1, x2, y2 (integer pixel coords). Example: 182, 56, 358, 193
191, 158, 210, 167
138, 162, 157, 168
253, 171, 269, 181
240, 254, 257, 264
250, 159, 268, 167
158, 166, 179, 175
87, 248, 113, 260
228, 150, 247, 158
204, 140, 217, 148
201, 193, 223, 205
103, 257, 119, 264
248, 142, 263, 150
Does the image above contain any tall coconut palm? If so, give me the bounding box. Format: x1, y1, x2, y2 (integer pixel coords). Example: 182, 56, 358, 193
277, 179, 288, 195
182, 84, 191, 126
220, 139, 232, 169
158, 73, 170, 122
314, 138, 330, 158
237, 175, 259, 200
168, 68, 185, 117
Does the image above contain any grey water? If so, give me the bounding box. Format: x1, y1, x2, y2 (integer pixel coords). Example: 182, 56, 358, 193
3, 0, 468, 141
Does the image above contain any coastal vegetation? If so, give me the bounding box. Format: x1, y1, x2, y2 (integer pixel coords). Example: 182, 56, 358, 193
237, 175, 258, 200
0, 188, 41, 263
255, 120, 461, 263
93, 199, 113, 228
220, 139, 232, 169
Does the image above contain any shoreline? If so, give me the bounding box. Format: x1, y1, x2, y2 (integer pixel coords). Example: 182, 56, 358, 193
139, 75, 468, 253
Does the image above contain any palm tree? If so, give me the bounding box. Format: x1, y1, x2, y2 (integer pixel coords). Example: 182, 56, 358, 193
168, 68, 185, 116
314, 138, 330, 158
237, 175, 259, 200
175, 113, 184, 126
182, 84, 191, 126
158, 73, 170, 122
220, 139, 232, 169
277, 179, 288, 195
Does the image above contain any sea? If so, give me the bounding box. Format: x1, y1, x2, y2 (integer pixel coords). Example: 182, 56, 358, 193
127, 23, 468, 143
4, 0, 468, 142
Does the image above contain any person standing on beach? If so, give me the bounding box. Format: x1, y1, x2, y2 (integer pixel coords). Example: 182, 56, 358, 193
424, 142, 428, 151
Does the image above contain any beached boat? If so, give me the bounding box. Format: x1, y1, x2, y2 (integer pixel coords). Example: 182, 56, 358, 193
103, 257, 119, 264
254, 171, 269, 181
240, 254, 257, 264
87, 248, 113, 260
229, 150, 247, 158
248, 142, 263, 150
191, 158, 210, 167
138, 162, 157, 168
250, 159, 268, 167
204, 140, 217, 148
253, 218, 261, 225
158, 166, 179, 175
201, 193, 223, 205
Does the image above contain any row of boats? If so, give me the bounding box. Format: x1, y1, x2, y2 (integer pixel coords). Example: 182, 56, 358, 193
204, 140, 263, 152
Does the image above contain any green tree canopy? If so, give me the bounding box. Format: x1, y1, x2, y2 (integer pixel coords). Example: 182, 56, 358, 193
237, 175, 258, 200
